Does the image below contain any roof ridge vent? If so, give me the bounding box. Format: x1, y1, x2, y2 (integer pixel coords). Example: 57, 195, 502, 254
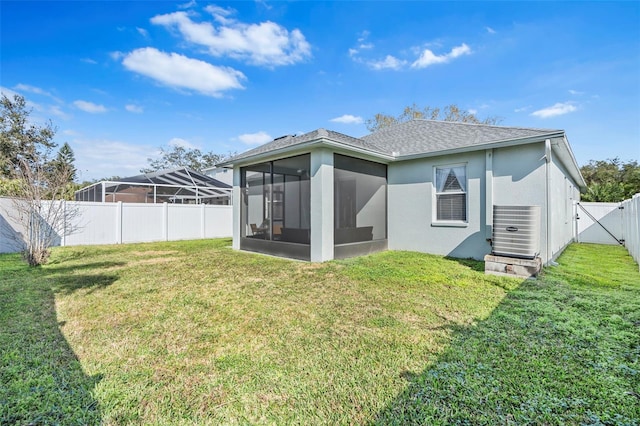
274, 134, 293, 141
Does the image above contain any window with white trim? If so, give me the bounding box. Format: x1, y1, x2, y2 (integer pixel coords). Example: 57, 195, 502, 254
435, 165, 467, 222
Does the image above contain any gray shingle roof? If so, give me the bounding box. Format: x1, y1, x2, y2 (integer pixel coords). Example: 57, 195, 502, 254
224, 128, 386, 163
362, 119, 562, 156
222, 120, 563, 165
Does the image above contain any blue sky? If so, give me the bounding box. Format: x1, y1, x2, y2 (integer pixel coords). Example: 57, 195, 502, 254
2, 1, 639, 181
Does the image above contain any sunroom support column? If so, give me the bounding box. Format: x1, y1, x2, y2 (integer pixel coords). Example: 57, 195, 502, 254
232, 167, 241, 250
310, 148, 334, 262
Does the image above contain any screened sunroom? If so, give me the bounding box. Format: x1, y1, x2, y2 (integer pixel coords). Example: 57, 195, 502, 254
236, 147, 388, 261
240, 154, 312, 259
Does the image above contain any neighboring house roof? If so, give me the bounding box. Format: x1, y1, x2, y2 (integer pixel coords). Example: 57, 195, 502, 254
218, 119, 585, 188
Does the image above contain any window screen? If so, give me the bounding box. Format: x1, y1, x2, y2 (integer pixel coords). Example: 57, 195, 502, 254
435, 166, 467, 221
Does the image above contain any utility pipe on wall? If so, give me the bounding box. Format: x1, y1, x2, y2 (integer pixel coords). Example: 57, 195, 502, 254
545, 139, 552, 265
485, 149, 493, 241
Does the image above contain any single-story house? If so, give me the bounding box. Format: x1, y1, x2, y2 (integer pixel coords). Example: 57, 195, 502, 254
218, 119, 586, 264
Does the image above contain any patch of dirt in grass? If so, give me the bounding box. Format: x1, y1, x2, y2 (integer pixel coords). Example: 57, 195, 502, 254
130, 257, 177, 266
397, 311, 430, 325
297, 263, 324, 271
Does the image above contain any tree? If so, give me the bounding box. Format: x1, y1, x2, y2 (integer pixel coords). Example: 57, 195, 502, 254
52, 142, 77, 182
580, 158, 640, 202
1, 94, 56, 177
141, 145, 230, 173
366, 103, 502, 132
0, 94, 78, 266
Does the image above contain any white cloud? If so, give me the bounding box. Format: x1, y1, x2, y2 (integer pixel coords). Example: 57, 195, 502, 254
14, 84, 52, 97
531, 102, 577, 118
150, 8, 311, 66
49, 105, 71, 120
82, 58, 98, 64
349, 30, 374, 60
168, 137, 197, 149
412, 43, 471, 68
125, 104, 144, 113
72, 138, 155, 180
237, 131, 272, 145
369, 55, 407, 70
74, 100, 108, 113
1, 86, 69, 124
110, 51, 125, 61
13, 83, 64, 104
486, 26, 496, 34
514, 106, 531, 113
330, 114, 363, 124
255, 0, 273, 11
568, 89, 584, 95
0, 86, 20, 99
357, 30, 370, 43
137, 27, 149, 38
468, 109, 478, 115
178, 0, 196, 9
122, 47, 245, 97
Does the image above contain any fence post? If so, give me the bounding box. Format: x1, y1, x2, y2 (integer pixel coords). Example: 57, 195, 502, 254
635, 195, 640, 271
163, 202, 169, 241
116, 201, 123, 244
201, 203, 206, 239
61, 200, 66, 247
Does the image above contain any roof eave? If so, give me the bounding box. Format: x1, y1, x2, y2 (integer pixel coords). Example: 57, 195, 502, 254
392, 131, 566, 162
551, 135, 587, 190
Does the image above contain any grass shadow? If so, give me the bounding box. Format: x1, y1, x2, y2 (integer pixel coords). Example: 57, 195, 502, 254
44, 260, 127, 275
373, 245, 640, 425
42, 261, 125, 295
443, 256, 485, 273
51, 273, 120, 295
0, 255, 106, 424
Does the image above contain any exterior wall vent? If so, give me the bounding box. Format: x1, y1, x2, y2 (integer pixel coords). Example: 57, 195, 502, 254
492, 205, 541, 259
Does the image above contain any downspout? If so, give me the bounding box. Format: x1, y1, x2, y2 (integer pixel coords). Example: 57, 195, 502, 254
485, 149, 493, 243
545, 139, 553, 265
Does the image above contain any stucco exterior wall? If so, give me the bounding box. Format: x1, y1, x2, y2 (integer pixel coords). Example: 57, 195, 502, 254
387, 150, 489, 259
492, 143, 548, 261
548, 149, 581, 260
388, 142, 578, 264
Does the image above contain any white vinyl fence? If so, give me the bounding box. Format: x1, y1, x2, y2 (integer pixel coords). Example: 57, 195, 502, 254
621, 194, 640, 269
576, 194, 640, 271
576, 202, 623, 245
0, 197, 232, 253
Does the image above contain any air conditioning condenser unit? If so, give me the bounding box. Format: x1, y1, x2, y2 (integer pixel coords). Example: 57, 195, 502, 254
492, 205, 541, 259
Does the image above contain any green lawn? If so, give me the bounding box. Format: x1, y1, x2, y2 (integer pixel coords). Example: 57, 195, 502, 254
1, 240, 638, 425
